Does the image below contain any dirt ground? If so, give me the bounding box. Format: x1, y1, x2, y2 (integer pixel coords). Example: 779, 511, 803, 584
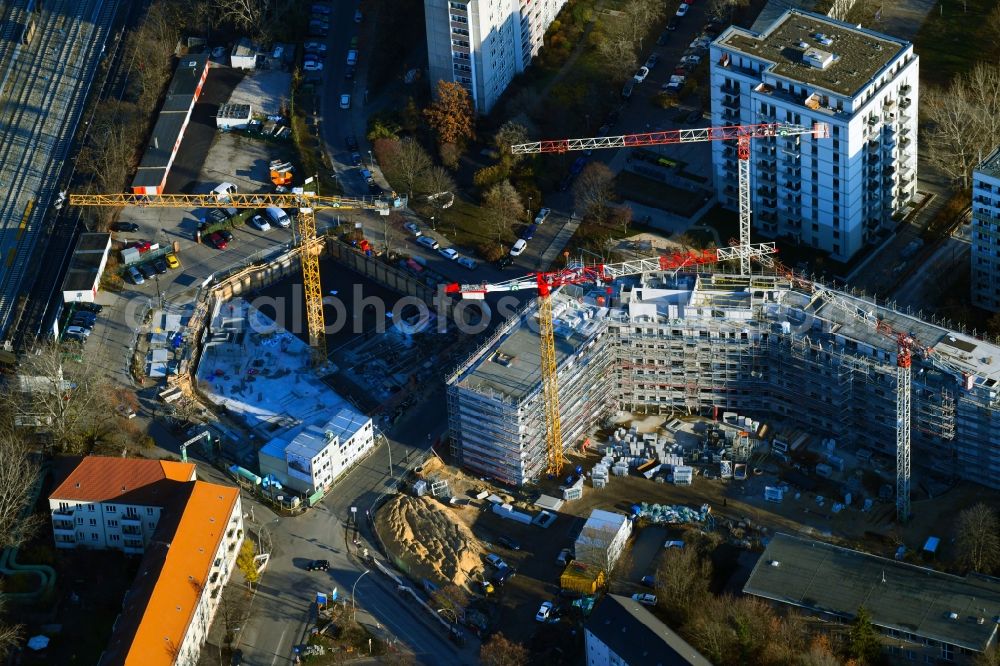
375, 494, 484, 589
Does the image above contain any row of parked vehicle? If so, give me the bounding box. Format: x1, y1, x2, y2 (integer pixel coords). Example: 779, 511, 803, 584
63, 302, 103, 343
510, 207, 550, 257
126, 250, 181, 285
405, 222, 478, 270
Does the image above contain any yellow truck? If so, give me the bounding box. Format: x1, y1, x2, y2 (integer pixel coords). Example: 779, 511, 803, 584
560, 561, 606, 595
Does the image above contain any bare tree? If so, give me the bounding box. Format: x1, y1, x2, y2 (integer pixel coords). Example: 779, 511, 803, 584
0, 596, 21, 662
393, 138, 433, 199
10, 344, 123, 455
655, 546, 711, 625
975, 645, 1000, 666
955, 503, 1000, 574
624, 0, 665, 51
596, 24, 638, 81
421, 166, 456, 199
482, 180, 523, 245
0, 423, 40, 550
214, 0, 272, 37
217, 585, 253, 648
573, 162, 617, 221
430, 584, 469, 620
480, 632, 529, 666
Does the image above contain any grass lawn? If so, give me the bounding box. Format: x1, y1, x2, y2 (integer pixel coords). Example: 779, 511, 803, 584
412, 196, 506, 253
913, 0, 997, 87
616, 171, 708, 217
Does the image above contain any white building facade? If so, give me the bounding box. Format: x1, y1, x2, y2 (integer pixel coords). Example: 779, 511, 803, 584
575, 509, 633, 570
424, 0, 567, 113
971, 148, 1000, 312
259, 408, 375, 495
710, 10, 918, 262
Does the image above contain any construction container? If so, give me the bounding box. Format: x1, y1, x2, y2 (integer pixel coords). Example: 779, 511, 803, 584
560, 562, 606, 595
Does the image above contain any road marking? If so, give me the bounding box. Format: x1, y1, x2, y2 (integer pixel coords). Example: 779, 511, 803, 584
269, 627, 287, 666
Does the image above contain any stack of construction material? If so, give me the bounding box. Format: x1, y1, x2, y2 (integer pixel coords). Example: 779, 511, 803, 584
632, 502, 712, 525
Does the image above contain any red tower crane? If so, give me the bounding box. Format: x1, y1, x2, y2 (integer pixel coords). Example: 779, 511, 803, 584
511, 122, 829, 274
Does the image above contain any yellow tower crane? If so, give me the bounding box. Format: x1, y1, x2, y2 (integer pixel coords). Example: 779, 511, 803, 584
69, 191, 397, 363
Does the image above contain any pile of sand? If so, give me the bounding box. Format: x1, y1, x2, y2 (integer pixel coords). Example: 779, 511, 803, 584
376, 495, 483, 589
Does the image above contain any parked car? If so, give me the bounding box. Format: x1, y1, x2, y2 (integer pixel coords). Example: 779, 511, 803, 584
153, 258, 168, 274
496, 255, 514, 269
219, 229, 234, 243
510, 238, 527, 256
126, 240, 152, 253
556, 548, 573, 566
641, 574, 657, 587
633, 66, 650, 83
78, 302, 103, 314
535, 601, 554, 622
311, 3, 331, 15
265, 206, 291, 228
139, 263, 156, 280
498, 536, 521, 551
485, 553, 507, 569
417, 235, 440, 250
632, 593, 658, 606
208, 232, 228, 250
346, 49, 358, 65
339, 93, 351, 109
675, 2, 690, 16
71, 312, 97, 327
404, 222, 421, 237
350, 151, 362, 166
65, 326, 91, 341
657, 29, 671, 45
250, 215, 271, 231
621, 81, 634, 100
534, 208, 551, 225
680, 54, 702, 65
206, 209, 229, 225
668, 16, 680, 29
439, 247, 459, 261
345, 135, 359, 151
522, 224, 537, 241
664, 540, 686, 549
304, 60, 323, 72
304, 41, 327, 53
354, 9, 363, 22
128, 266, 145, 285
492, 565, 516, 585
165, 253, 180, 269
306, 559, 329, 571
111, 222, 139, 233
644, 54, 660, 69
457, 256, 477, 270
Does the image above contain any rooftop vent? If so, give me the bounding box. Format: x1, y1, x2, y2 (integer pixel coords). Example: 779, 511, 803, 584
798, 41, 809, 49
493, 351, 514, 367
770, 560, 781, 567
803, 48, 834, 70
949, 612, 959, 620
815, 33, 833, 46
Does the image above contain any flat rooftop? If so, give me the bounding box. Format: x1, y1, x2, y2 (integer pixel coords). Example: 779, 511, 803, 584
717, 10, 907, 97
745, 533, 1000, 651
976, 146, 1000, 181
453, 292, 606, 403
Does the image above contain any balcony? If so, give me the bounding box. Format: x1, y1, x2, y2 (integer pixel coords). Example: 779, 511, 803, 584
721, 95, 740, 109
122, 525, 142, 536
53, 520, 74, 533
720, 83, 738, 95
52, 508, 74, 518
122, 514, 141, 525
783, 181, 801, 192
722, 110, 740, 121
757, 186, 777, 197
900, 96, 912, 109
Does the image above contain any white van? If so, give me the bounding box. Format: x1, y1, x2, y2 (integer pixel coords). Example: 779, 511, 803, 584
212, 182, 238, 217
266, 206, 291, 228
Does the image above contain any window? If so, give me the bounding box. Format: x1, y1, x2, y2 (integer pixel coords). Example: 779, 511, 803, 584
110, 534, 120, 542
89, 518, 97, 526
107, 520, 118, 528
75, 516, 83, 525
59, 502, 69, 511
941, 644, 953, 661
88, 504, 95, 512
146, 507, 154, 516
91, 533, 98, 541
106, 505, 117, 513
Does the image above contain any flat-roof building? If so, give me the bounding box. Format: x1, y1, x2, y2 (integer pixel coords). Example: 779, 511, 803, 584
585, 594, 712, 666
447, 272, 1000, 489
710, 10, 918, 261
744, 533, 1000, 663
131, 55, 210, 195
61, 232, 111, 304
49, 457, 243, 666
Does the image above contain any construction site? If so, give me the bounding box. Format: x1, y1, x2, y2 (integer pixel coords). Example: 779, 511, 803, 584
446, 271, 1000, 507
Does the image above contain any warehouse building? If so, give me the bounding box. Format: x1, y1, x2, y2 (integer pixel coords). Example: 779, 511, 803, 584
585, 594, 712, 666
447, 272, 1000, 488
131, 55, 210, 195
744, 533, 1000, 663
60, 232, 111, 304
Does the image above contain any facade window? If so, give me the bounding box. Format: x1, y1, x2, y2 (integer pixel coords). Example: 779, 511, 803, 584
941, 644, 953, 661
88, 504, 95, 512
89, 518, 97, 526
110, 534, 120, 542
106, 505, 117, 513
91, 533, 98, 541
107, 520, 118, 528
59, 502, 69, 511
146, 507, 154, 516
75, 516, 83, 525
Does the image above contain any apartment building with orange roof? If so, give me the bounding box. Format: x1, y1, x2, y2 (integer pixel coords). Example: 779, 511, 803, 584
49, 457, 244, 666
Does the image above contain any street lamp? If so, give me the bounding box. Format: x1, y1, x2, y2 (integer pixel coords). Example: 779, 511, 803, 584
527, 196, 532, 223
352, 569, 371, 621
368, 150, 374, 169
430, 216, 436, 231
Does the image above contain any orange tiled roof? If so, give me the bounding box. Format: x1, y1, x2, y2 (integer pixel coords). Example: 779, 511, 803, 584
49, 457, 196, 504
101, 481, 240, 666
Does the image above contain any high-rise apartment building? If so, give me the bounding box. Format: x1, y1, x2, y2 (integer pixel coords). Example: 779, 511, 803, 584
709, 10, 919, 262
971, 148, 1000, 312
424, 0, 567, 113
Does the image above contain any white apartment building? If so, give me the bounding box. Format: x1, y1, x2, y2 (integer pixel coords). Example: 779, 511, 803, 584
50, 457, 244, 666
575, 509, 633, 570
971, 147, 1000, 312
49, 457, 197, 554
424, 0, 567, 113
259, 407, 375, 496
710, 10, 919, 262
585, 594, 712, 666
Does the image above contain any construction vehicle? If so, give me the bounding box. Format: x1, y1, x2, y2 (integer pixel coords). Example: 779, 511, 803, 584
69, 189, 405, 363
269, 160, 294, 187
447, 122, 827, 477
447, 245, 777, 475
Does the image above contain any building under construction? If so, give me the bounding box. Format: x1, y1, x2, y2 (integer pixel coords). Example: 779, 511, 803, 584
446, 272, 1000, 488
